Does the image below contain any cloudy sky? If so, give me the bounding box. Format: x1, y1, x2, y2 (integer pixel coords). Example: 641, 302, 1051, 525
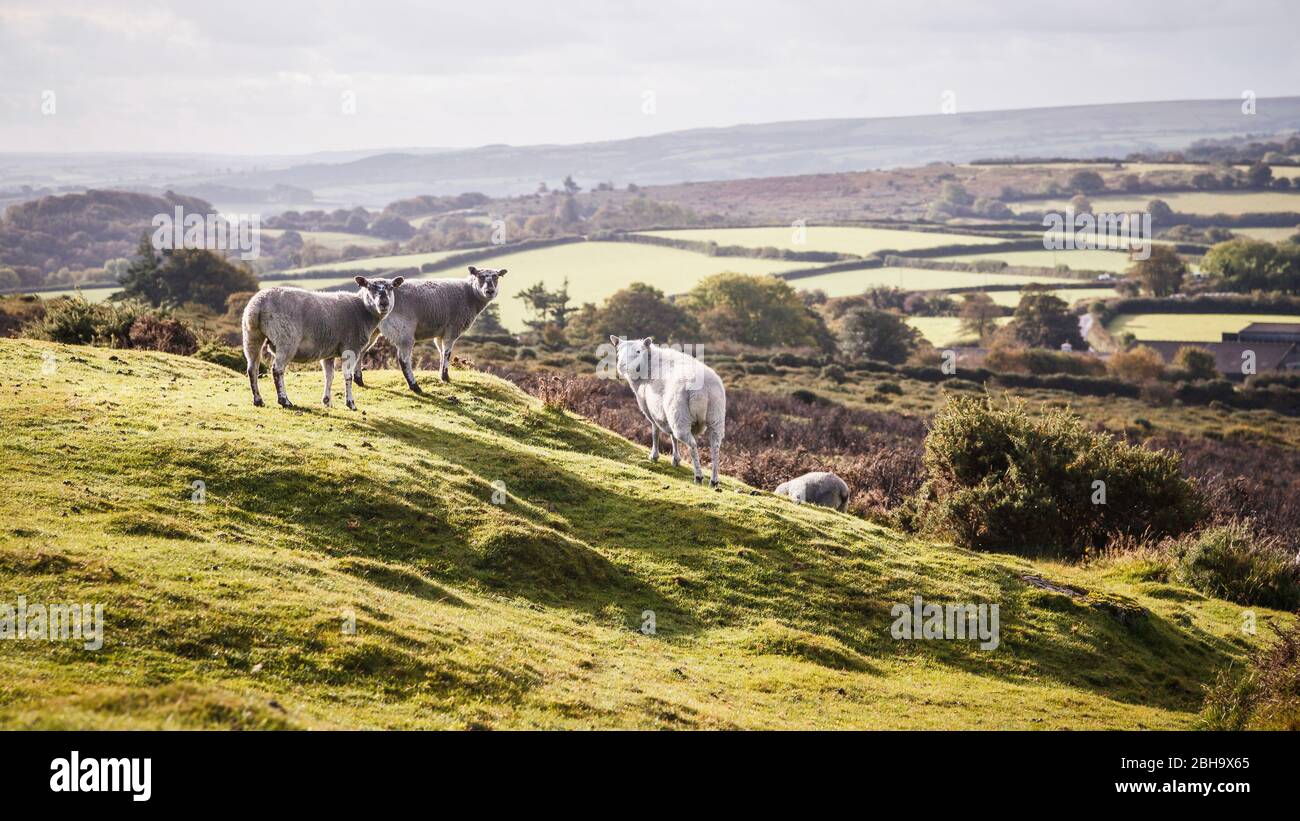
2, 0, 1298, 155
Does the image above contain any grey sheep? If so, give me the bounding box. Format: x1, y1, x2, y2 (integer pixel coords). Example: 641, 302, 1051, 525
611, 335, 726, 487
242, 275, 404, 410
355, 266, 505, 392
774, 472, 851, 512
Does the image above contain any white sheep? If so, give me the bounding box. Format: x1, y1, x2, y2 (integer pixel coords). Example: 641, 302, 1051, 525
775, 472, 851, 512
354, 266, 505, 392
242, 276, 403, 410
611, 335, 726, 487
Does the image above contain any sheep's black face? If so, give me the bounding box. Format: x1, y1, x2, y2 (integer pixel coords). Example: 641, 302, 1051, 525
468, 266, 507, 301
356, 276, 404, 316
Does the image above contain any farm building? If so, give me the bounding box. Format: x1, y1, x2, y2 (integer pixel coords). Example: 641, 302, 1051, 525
1138, 339, 1300, 378
1222, 321, 1300, 344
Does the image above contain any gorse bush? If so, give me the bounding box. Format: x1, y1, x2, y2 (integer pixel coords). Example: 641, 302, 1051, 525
912, 396, 1205, 557
27, 295, 169, 348
1169, 521, 1300, 609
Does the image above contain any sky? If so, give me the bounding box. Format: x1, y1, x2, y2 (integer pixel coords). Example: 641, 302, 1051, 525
2, 0, 1299, 155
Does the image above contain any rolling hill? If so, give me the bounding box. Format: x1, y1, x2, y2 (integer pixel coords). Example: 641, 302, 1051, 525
0, 338, 1285, 729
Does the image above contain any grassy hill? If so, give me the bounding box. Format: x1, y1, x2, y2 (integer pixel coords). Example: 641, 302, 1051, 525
0, 338, 1287, 729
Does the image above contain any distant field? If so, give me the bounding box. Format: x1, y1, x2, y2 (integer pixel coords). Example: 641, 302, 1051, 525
637, 226, 1010, 256
1233, 226, 1300, 242
937, 248, 1136, 273
412, 241, 808, 331
1109, 313, 1300, 342
1014, 191, 1300, 216
907, 315, 1012, 347
789, 266, 1074, 298
277, 248, 485, 276
987, 287, 1118, 308
34, 285, 119, 303
967, 161, 1300, 179
260, 229, 390, 250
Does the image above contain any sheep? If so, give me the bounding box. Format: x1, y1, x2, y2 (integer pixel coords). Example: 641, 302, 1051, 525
774, 472, 851, 512
354, 266, 506, 392
242, 275, 404, 410
610, 335, 726, 487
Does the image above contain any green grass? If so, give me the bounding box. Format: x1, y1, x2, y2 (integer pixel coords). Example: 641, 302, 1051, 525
987, 288, 1117, 308
30, 285, 120, 303
276, 248, 482, 277
937, 248, 1137, 273
0, 338, 1286, 729
906, 316, 1013, 347
790, 266, 1075, 298
637, 226, 1011, 256
1109, 313, 1300, 342
1232, 226, 1300, 242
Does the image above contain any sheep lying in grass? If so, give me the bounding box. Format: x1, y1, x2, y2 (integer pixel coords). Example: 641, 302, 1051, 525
242, 276, 403, 410
354, 266, 506, 392
775, 472, 851, 511
611, 335, 726, 487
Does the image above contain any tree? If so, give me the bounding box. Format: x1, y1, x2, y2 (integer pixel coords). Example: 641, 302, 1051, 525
555, 196, 580, 225
367, 213, 415, 240
1173, 346, 1218, 380
116, 234, 165, 305
1201, 238, 1300, 293
1130, 244, 1187, 297
514, 279, 574, 331
1067, 170, 1106, 193
1069, 193, 1092, 215
471, 302, 509, 336
681, 272, 830, 349
1010, 286, 1084, 349
567, 282, 699, 344
1147, 199, 1174, 226
1107, 345, 1166, 383
562, 175, 581, 195
1246, 161, 1273, 189
958, 292, 1001, 342
839, 308, 921, 364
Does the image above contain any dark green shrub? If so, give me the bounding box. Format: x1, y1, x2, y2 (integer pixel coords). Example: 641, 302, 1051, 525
1171, 522, 1300, 609
127, 315, 198, 355
820, 363, 846, 384
195, 341, 248, 371
26, 295, 159, 348
913, 396, 1205, 557
874, 381, 903, 395
1201, 621, 1300, 730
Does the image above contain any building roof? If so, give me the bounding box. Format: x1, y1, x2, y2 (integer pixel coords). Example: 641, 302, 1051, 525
1238, 322, 1300, 335
1138, 340, 1299, 375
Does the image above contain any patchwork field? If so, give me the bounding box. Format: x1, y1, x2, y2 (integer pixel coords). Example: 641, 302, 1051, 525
937, 248, 1136, 273
1233, 226, 1300, 242
789, 266, 1075, 298
260, 229, 391, 250
277, 247, 485, 276
637, 226, 1012, 256
1014, 191, 1300, 216
907, 315, 1013, 347
986, 287, 1118, 308
1108, 313, 1300, 342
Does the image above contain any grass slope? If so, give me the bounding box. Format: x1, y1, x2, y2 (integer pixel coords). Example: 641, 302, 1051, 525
1109, 313, 1300, 342
0, 339, 1284, 729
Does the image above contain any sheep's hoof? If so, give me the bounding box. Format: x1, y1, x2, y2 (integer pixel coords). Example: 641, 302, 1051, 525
694, 475, 703, 485
277, 397, 293, 408
252, 397, 264, 407
649, 452, 659, 462
353, 374, 365, 387
409, 383, 423, 394
711, 480, 721, 489
346, 401, 357, 411
440, 373, 451, 383
322, 397, 331, 407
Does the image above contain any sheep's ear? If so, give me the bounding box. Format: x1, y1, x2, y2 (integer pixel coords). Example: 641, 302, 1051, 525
392, 276, 405, 288
354, 276, 369, 287
467, 266, 479, 276
642, 336, 654, 346
497, 269, 507, 276
608, 334, 620, 346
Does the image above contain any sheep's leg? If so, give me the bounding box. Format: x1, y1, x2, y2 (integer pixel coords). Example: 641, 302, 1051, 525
647, 423, 660, 462
352, 357, 365, 388
397, 337, 422, 394
272, 342, 297, 408
670, 436, 680, 467
678, 431, 703, 484
245, 336, 266, 407
439, 338, 455, 383
320, 358, 335, 407
708, 433, 721, 488
344, 363, 357, 410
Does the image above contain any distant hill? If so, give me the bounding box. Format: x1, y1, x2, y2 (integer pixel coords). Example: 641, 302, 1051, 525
207, 97, 1300, 203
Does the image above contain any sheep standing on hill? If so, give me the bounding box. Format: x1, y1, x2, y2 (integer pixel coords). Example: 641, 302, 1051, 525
242, 276, 403, 410
775, 472, 851, 512
354, 266, 506, 392
611, 335, 727, 487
